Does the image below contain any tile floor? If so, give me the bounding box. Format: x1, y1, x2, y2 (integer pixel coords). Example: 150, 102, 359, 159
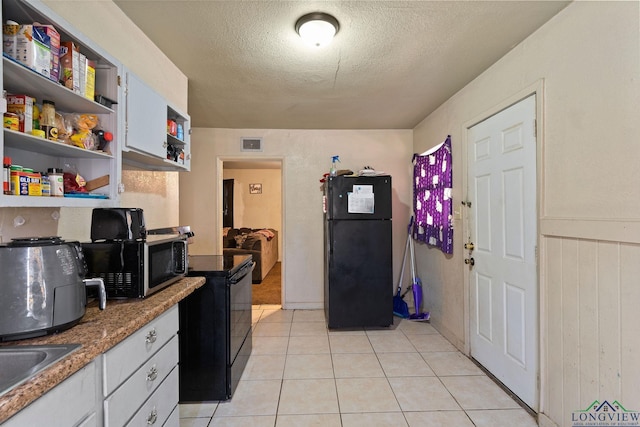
179, 305, 538, 427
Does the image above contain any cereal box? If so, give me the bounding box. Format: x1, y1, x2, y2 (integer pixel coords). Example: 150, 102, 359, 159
85, 59, 96, 101
35, 25, 60, 82
59, 41, 81, 93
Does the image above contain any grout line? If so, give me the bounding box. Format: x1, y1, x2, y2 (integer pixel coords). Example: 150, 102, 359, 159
180, 311, 536, 426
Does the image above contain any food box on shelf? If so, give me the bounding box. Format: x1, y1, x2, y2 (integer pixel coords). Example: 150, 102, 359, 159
3, 23, 51, 78
59, 41, 81, 93
35, 25, 60, 82
85, 59, 96, 101
6, 94, 34, 134
78, 52, 87, 97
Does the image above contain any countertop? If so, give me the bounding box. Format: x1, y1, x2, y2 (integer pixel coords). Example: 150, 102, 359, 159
0, 276, 205, 424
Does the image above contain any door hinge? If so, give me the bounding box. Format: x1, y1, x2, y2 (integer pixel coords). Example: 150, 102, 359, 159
533, 119, 537, 137
117, 74, 121, 87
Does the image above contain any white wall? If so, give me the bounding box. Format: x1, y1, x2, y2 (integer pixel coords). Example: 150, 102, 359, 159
412, 2, 640, 426
180, 128, 413, 308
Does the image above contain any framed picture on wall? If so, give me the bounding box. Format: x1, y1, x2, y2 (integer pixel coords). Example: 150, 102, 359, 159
249, 183, 262, 194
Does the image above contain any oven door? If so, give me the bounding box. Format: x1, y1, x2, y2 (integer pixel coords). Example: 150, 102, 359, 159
229, 261, 255, 395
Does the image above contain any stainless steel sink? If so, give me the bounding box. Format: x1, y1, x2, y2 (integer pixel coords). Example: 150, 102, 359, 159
0, 344, 81, 397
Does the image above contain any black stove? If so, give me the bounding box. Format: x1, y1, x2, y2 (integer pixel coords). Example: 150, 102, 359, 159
178, 254, 253, 402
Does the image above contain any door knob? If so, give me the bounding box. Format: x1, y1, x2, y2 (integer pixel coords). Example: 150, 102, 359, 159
464, 257, 475, 266
464, 242, 475, 251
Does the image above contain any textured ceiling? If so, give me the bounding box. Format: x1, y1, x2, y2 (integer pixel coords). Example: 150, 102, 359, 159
114, 1, 570, 130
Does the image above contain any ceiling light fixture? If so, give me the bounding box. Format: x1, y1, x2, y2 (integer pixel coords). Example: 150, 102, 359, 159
295, 12, 339, 47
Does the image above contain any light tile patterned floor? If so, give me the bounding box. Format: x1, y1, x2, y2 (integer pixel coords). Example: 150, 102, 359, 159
179, 305, 537, 427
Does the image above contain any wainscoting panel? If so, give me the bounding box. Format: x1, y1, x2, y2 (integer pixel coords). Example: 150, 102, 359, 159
542, 233, 640, 426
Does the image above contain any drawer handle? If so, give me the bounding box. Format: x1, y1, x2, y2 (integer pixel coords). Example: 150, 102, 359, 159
146, 408, 158, 425
145, 328, 157, 344
147, 365, 158, 382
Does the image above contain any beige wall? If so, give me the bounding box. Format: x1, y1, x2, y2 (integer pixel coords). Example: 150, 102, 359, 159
180, 128, 413, 309
222, 168, 282, 260
413, 2, 640, 426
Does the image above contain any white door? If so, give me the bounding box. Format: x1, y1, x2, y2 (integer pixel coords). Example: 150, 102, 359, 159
467, 95, 538, 410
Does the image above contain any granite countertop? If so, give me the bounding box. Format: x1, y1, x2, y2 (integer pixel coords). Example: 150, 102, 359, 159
0, 276, 205, 424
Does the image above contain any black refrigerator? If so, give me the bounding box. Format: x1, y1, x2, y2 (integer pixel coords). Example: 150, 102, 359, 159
323, 175, 393, 329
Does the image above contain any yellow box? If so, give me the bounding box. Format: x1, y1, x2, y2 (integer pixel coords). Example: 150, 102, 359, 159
85, 59, 96, 101
27, 172, 41, 196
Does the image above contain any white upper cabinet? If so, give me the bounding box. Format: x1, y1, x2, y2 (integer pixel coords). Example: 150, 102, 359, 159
1, 0, 122, 207
123, 70, 190, 172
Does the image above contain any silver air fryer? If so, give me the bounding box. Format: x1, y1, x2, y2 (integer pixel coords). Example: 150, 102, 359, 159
0, 237, 106, 341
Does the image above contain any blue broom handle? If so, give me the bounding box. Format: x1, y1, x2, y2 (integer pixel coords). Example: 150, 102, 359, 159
396, 234, 410, 293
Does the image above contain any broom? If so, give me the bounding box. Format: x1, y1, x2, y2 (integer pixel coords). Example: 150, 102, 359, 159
408, 229, 430, 321
393, 228, 411, 319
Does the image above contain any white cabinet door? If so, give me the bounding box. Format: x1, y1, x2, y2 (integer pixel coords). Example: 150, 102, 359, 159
123, 72, 190, 171
4, 361, 97, 427
125, 71, 166, 159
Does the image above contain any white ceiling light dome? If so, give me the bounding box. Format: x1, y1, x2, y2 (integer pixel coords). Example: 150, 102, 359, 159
295, 12, 339, 47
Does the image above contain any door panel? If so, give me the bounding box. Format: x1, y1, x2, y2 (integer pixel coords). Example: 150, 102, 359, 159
468, 94, 538, 410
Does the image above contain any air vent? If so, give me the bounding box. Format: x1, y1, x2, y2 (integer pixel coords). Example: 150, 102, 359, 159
241, 137, 263, 152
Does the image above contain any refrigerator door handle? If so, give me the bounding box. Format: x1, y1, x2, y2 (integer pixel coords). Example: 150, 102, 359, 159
328, 221, 334, 255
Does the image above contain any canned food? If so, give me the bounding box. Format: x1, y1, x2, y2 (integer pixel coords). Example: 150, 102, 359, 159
3, 113, 19, 131
10, 165, 22, 195
41, 173, 50, 196
48, 168, 64, 197
16, 166, 30, 196
41, 125, 58, 141
26, 170, 41, 196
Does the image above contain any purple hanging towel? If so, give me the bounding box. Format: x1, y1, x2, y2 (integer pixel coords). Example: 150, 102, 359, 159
412, 135, 453, 254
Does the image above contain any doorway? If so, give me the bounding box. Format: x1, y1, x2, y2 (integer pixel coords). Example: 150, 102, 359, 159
466, 94, 539, 410
222, 179, 234, 228
222, 159, 283, 305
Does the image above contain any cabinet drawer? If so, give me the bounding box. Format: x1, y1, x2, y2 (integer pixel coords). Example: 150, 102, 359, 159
78, 412, 98, 427
4, 361, 96, 427
104, 335, 178, 427
163, 405, 179, 427
103, 305, 178, 395
125, 367, 178, 427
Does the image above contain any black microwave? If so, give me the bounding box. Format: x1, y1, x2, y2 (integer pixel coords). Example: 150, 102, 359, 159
81, 235, 188, 299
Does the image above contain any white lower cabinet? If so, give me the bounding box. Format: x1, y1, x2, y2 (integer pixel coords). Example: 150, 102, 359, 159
163, 404, 179, 427
3, 361, 97, 427
125, 367, 179, 427
3, 305, 180, 427
102, 305, 179, 427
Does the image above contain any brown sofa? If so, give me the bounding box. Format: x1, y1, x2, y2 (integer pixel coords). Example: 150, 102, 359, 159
223, 228, 278, 283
